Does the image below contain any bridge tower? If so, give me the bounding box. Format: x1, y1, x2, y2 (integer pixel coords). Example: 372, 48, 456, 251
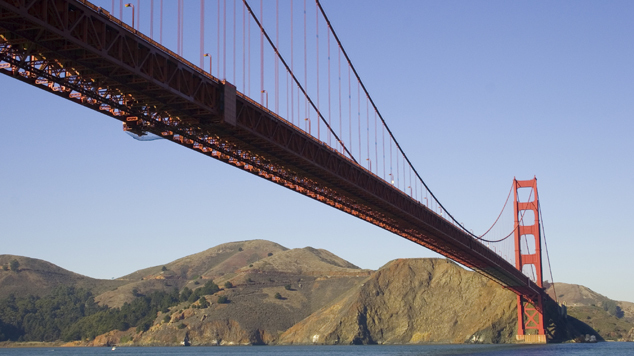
513, 178, 546, 343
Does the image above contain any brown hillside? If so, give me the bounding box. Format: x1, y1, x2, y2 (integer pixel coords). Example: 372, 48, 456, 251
0, 255, 124, 299
278, 258, 518, 345
546, 282, 610, 307
546, 282, 634, 321
130, 246, 371, 346
95, 240, 287, 308
545, 282, 634, 339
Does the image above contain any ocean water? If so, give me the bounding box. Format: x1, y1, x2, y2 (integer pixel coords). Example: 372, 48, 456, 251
0, 343, 633, 356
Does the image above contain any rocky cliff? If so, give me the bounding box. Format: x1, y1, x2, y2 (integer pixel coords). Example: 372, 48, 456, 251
278, 258, 517, 345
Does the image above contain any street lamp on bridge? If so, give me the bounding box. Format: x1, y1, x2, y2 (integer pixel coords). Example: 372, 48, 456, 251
305, 118, 311, 135
203, 53, 212, 75
261, 90, 268, 109
124, 3, 134, 29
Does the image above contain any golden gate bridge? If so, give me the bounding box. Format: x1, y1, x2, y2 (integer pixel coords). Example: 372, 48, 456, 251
0, 0, 560, 343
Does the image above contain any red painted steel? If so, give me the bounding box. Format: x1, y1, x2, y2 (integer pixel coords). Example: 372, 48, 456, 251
0, 0, 551, 320
514, 178, 546, 342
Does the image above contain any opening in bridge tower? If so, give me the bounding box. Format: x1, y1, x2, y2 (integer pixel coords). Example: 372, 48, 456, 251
513, 177, 546, 343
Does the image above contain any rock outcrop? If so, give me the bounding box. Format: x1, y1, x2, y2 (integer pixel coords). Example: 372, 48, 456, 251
278, 258, 517, 345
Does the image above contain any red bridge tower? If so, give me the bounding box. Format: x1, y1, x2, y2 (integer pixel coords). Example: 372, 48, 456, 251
514, 178, 546, 343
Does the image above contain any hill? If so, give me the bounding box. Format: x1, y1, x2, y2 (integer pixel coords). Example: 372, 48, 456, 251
128, 246, 372, 346
1, 240, 615, 345
0, 255, 124, 300
94, 240, 289, 308
278, 258, 518, 344
546, 282, 634, 340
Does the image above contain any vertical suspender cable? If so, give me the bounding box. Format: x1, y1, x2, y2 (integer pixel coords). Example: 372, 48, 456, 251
160, 0, 163, 44
382, 125, 385, 180
338, 47, 342, 153
136, 0, 140, 30
248, 7, 251, 96
260, 0, 264, 105
181, 0, 184, 54
403, 155, 405, 192
217, 0, 220, 75
303, 0, 308, 130
231, 0, 233, 83
291, 0, 294, 124
275, 0, 279, 113
396, 143, 399, 189
316, 4, 320, 140
111, 0, 115, 18
223, 0, 226, 79
200, 0, 204, 69
150, 0, 154, 39
374, 111, 377, 175
366, 98, 369, 170
328, 27, 331, 146
383, 136, 394, 184
247, 2, 251, 96
243, 1, 246, 91
348, 65, 352, 159
357, 82, 360, 160
176, 1, 179, 53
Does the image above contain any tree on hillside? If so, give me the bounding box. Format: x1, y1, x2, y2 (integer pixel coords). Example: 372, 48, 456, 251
180, 287, 192, 302
224, 281, 233, 289
602, 300, 624, 319
9, 260, 19, 272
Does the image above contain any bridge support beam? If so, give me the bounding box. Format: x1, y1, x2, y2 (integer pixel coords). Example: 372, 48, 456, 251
514, 178, 546, 343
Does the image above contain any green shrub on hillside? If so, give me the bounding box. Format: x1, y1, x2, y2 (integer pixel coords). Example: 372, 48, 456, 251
9, 260, 19, 272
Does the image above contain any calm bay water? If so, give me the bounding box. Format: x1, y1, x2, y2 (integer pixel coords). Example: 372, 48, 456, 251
1, 343, 633, 356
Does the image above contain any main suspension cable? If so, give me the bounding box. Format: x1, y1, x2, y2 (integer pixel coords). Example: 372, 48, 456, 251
315, 0, 478, 236
242, 0, 357, 163
537, 188, 557, 301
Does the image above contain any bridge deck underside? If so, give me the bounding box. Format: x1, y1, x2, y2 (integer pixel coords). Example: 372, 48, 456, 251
0, 0, 547, 307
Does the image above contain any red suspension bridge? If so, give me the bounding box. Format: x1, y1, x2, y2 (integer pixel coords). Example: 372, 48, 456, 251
0, 0, 559, 343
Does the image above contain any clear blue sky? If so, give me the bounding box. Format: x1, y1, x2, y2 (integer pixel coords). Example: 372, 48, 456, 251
1, 0, 633, 302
